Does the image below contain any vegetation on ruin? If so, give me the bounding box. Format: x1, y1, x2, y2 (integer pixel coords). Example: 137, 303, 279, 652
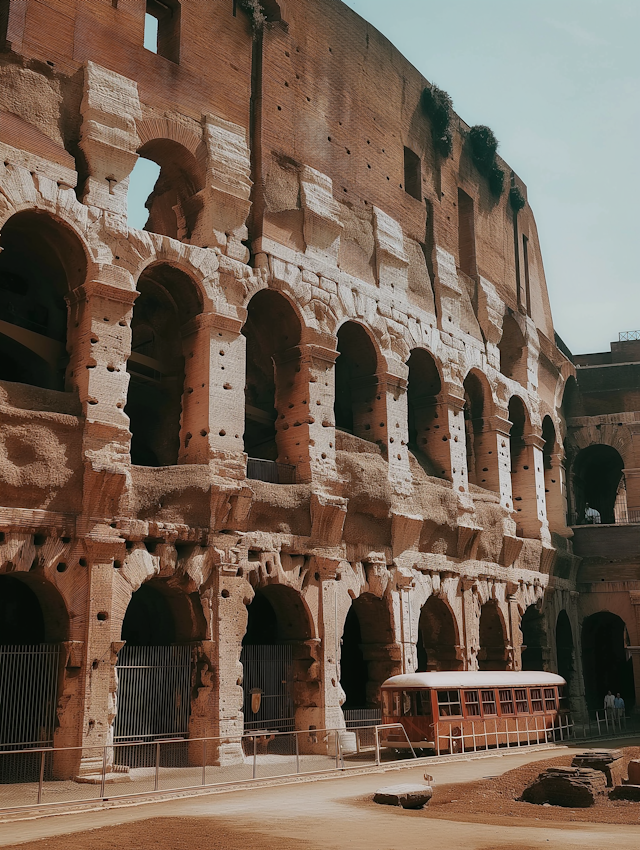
422, 83, 454, 158
509, 184, 526, 213
238, 0, 267, 33
469, 125, 504, 198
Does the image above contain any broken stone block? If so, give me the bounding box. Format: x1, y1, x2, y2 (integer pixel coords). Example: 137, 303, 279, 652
609, 785, 640, 802
374, 783, 433, 809
627, 760, 640, 785
571, 750, 626, 787
521, 767, 607, 808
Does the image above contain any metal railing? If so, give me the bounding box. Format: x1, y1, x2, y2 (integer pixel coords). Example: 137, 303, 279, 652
570, 508, 640, 526
431, 714, 574, 756
619, 330, 640, 342
0, 723, 415, 813
246, 458, 297, 484
572, 709, 640, 740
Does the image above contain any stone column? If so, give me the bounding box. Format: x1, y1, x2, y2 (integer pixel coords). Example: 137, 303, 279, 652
461, 579, 479, 671
178, 312, 246, 474
379, 364, 412, 494
430, 388, 468, 492
476, 413, 513, 509
511, 429, 550, 544
316, 557, 344, 734
628, 592, 640, 712
545, 447, 569, 534
507, 582, 522, 671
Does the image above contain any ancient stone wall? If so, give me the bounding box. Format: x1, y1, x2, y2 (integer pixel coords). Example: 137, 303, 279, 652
0, 0, 579, 773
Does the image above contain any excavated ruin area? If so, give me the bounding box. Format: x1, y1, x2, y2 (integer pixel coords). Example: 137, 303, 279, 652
354, 747, 640, 826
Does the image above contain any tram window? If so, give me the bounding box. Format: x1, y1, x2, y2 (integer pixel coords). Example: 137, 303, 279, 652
392, 691, 402, 717
530, 688, 543, 712
515, 688, 529, 713
558, 686, 570, 711
437, 689, 462, 717
402, 691, 412, 716
499, 689, 514, 715
382, 691, 391, 715
544, 688, 557, 711
464, 690, 481, 716
481, 689, 497, 715
418, 691, 432, 716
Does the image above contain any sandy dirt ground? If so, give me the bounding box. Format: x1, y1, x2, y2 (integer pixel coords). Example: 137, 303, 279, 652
2, 745, 640, 850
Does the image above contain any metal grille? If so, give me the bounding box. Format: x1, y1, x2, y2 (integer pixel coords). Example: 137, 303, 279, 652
113, 645, 192, 767
241, 644, 294, 732
344, 709, 381, 728
247, 458, 297, 484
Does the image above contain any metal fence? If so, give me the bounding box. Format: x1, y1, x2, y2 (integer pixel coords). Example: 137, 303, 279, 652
246, 458, 297, 484
430, 713, 574, 756
619, 330, 640, 342
572, 710, 640, 740
240, 644, 294, 733
0, 723, 415, 813
570, 508, 640, 526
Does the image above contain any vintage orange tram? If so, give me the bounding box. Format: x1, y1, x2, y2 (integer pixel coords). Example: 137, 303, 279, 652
380, 671, 571, 754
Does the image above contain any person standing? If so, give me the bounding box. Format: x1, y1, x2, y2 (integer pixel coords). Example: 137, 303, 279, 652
604, 690, 615, 720
614, 692, 625, 720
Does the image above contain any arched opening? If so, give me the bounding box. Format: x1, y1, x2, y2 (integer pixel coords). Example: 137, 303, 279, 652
581, 611, 635, 713
334, 322, 379, 443
126, 263, 201, 467
498, 313, 527, 383
340, 594, 396, 713
463, 371, 491, 488
243, 290, 302, 476
0, 211, 87, 391
520, 604, 546, 671
129, 139, 204, 241
241, 584, 313, 732
0, 575, 68, 777
407, 349, 443, 477
572, 445, 624, 525
115, 581, 205, 766
478, 601, 508, 671
508, 396, 538, 536
556, 610, 575, 700
542, 415, 565, 531
562, 375, 583, 420
416, 596, 461, 671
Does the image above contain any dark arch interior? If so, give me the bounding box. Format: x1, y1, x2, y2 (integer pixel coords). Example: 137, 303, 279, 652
556, 610, 574, 692
582, 611, 635, 712
138, 139, 205, 242
243, 290, 302, 461
126, 264, 201, 467
0, 211, 86, 391
407, 349, 442, 476
520, 604, 546, 671
334, 322, 378, 437
572, 444, 624, 524
340, 594, 394, 710
508, 395, 527, 467
0, 576, 46, 644
498, 313, 526, 381
121, 581, 204, 645
542, 416, 556, 470
416, 596, 461, 671
562, 376, 583, 419
463, 372, 485, 486
478, 601, 507, 671
243, 584, 312, 645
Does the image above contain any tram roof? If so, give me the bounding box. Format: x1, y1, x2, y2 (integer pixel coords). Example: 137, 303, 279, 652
381, 671, 566, 689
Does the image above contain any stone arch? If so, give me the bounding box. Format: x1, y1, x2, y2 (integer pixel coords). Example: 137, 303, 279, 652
243, 288, 303, 470
542, 415, 565, 532
121, 578, 206, 646
126, 261, 203, 467
498, 312, 527, 384
463, 368, 497, 491
0, 572, 70, 644
571, 444, 626, 525
133, 133, 206, 242
555, 609, 575, 697
520, 603, 547, 671
340, 592, 396, 711
478, 599, 509, 671
406, 348, 445, 477
0, 210, 88, 391
561, 375, 583, 419
242, 582, 317, 732
416, 595, 462, 672
334, 320, 384, 445
581, 611, 635, 712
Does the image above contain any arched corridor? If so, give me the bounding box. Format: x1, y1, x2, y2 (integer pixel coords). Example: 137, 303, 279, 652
478, 601, 508, 671
340, 594, 396, 711
0, 211, 86, 391
520, 604, 546, 671
406, 349, 443, 476
416, 596, 461, 671
581, 611, 635, 712
555, 610, 575, 698
571, 444, 624, 525
334, 322, 380, 443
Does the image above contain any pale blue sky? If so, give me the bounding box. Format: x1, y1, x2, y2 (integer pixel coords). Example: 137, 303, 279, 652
129, 1, 640, 355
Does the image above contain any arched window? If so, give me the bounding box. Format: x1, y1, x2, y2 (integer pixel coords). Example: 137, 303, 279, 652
243, 290, 303, 481
0, 212, 87, 391
499, 313, 527, 383
126, 263, 201, 467
407, 349, 443, 476
463, 372, 485, 487
334, 322, 380, 443
571, 444, 625, 525
128, 138, 204, 241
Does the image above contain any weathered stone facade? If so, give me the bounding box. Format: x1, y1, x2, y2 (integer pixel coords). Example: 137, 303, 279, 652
0, 0, 586, 775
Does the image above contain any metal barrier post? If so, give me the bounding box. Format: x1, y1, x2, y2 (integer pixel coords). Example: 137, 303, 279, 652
436, 723, 440, 756
295, 731, 300, 775
252, 734, 257, 780
37, 749, 46, 805
202, 738, 207, 787
472, 721, 477, 752
155, 741, 160, 792
335, 730, 341, 770
374, 726, 381, 766
494, 719, 499, 750
100, 745, 107, 799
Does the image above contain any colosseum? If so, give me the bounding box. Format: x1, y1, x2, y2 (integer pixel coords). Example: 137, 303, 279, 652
0, 0, 636, 782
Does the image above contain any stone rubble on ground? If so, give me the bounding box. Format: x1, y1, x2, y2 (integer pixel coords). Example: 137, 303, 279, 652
373, 783, 433, 809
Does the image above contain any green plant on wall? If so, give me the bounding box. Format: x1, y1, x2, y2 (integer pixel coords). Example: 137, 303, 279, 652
509, 184, 526, 213
422, 83, 453, 158
467, 125, 505, 199
238, 0, 267, 32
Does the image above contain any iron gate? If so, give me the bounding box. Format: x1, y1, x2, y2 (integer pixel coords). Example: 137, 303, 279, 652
0, 645, 60, 782
113, 644, 192, 767
241, 644, 294, 732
